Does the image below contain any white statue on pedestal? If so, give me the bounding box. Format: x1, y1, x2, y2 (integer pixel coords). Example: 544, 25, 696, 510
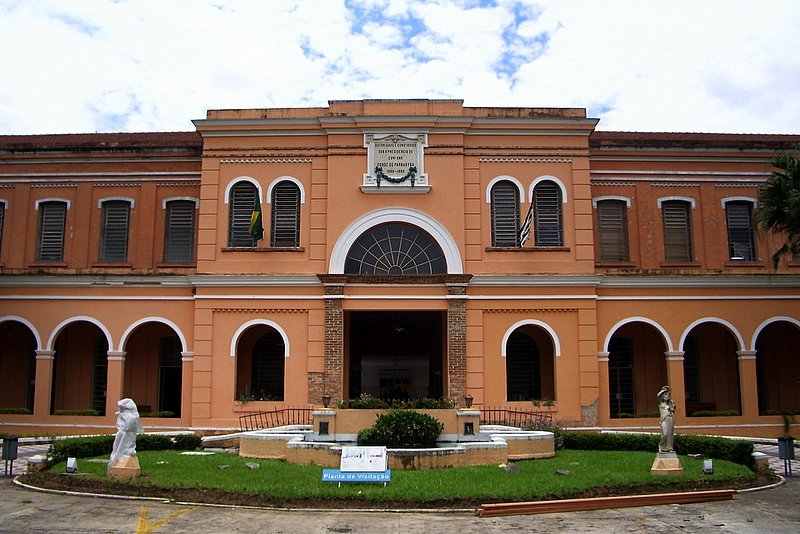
108, 398, 143, 473
657, 385, 676, 453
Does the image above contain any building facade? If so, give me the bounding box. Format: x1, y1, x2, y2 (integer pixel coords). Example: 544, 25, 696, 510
0, 100, 798, 437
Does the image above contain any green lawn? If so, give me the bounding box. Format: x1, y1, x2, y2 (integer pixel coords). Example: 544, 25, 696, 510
48, 449, 754, 504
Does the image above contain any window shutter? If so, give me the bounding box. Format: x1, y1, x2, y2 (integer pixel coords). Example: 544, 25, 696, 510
270, 181, 300, 247
37, 201, 67, 261
662, 201, 693, 262
597, 200, 628, 262
99, 200, 130, 262
164, 201, 196, 262
490, 181, 519, 247
0, 203, 4, 255
726, 202, 756, 261
228, 182, 258, 247
534, 182, 562, 246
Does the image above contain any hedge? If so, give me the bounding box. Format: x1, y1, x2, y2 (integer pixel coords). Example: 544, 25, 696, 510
562, 431, 754, 468
338, 394, 455, 410
48, 433, 202, 464
358, 410, 444, 448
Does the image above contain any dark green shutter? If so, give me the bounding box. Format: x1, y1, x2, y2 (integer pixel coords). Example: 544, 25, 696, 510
534, 182, 562, 246
228, 182, 258, 247
37, 201, 67, 261
490, 181, 519, 247
597, 200, 628, 262
99, 200, 130, 262
662, 201, 693, 262
726, 202, 756, 261
164, 200, 196, 262
270, 181, 301, 247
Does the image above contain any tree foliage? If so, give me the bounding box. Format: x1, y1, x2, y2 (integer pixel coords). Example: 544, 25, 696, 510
757, 144, 800, 268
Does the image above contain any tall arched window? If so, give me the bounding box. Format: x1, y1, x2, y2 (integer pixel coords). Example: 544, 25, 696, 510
36, 200, 68, 262
662, 200, 693, 262
250, 331, 285, 401
99, 200, 131, 262
490, 181, 520, 247
596, 199, 629, 262
228, 181, 259, 247
270, 181, 301, 247
344, 223, 447, 275
533, 181, 563, 246
725, 200, 756, 261
164, 200, 196, 262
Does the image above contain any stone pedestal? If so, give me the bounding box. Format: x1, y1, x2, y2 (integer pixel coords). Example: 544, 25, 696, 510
108, 455, 140, 478
651, 452, 684, 476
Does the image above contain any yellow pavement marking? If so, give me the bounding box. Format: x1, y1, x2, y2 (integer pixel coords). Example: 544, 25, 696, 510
135, 505, 195, 533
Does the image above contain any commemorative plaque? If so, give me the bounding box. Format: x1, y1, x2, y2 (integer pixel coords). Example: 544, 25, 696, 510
362, 133, 429, 192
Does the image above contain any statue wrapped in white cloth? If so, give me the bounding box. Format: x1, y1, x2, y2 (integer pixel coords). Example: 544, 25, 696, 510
657, 386, 676, 453
108, 398, 143, 476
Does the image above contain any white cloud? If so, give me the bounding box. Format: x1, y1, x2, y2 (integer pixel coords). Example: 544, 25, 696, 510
0, 0, 797, 134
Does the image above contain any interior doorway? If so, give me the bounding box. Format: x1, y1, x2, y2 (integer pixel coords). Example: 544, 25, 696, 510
347, 311, 444, 400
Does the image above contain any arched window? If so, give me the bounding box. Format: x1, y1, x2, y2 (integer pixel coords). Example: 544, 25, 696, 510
533, 181, 562, 246
596, 199, 629, 262
490, 181, 519, 247
270, 181, 301, 247
661, 200, 693, 262
506, 331, 541, 401
164, 200, 196, 262
99, 200, 131, 262
36, 200, 68, 262
725, 201, 756, 261
228, 181, 259, 247
344, 223, 447, 275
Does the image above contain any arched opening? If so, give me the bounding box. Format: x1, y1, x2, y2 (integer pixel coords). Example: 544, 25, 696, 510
235, 325, 285, 402
607, 322, 668, 418
344, 222, 447, 275
682, 323, 741, 416
51, 321, 108, 415
755, 321, 800, 414
123, 322, 183, 417
505, 325, 556, 402
0, 320, 37, 412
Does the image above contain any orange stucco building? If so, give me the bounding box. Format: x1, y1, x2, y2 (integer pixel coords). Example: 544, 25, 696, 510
0, 99, 797, 437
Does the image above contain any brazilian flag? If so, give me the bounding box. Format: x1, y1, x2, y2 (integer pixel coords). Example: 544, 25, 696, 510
249, 196, 264, 242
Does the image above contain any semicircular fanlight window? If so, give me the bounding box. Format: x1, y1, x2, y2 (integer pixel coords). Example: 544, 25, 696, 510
344, 223, 447, 275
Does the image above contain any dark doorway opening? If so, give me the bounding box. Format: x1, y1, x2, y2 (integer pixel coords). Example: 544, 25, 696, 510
347, 311, 444, 400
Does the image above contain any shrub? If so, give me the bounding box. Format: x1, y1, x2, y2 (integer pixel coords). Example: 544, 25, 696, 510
689, 410, 740, 417
0, 407, 32, 414
173, 433, 202, 451
562, 431, 754, 468
338, 395, 455, 410
54, 409, 100, 416
521, 418, 565, 449
48, 433, 203, 463
140, 411, 177, 418
357, 410, 443, 448
339, 394, 388, 409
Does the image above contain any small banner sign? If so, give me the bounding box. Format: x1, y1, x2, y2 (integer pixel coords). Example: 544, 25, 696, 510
322, 469, 392, 483
340, 446, 387, 472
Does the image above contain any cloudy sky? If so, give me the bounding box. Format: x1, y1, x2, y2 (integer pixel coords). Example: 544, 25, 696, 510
1, 0, 798, 135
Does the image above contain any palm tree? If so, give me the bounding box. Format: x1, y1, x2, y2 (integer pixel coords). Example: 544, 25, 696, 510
757, 145, 800, 269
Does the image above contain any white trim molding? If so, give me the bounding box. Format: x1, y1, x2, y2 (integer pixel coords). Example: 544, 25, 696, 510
34, 198, 71, 210
603, 317, 674, 353
486, 176, 525, 203
750, 316, 800, 351
46, 316, 113, 352
329, 207, 464, 274
501, 319, 562, 357
721, 196, 758, 209
266, 176, 306, 204
230, 319, 291, 358
118, 316, 189, 353
97, 196, 135, 209
656, 196, 696, 209
0, 315, 43, 350
223, 177, 263, 204
529, 176, 568, 204
678, 317, 745, 352
162, 196, 200, 210
0, 199, 8, 208
592, 195, 631, 208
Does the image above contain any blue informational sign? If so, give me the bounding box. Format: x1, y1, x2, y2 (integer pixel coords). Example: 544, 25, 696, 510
322, 469, 392, 483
